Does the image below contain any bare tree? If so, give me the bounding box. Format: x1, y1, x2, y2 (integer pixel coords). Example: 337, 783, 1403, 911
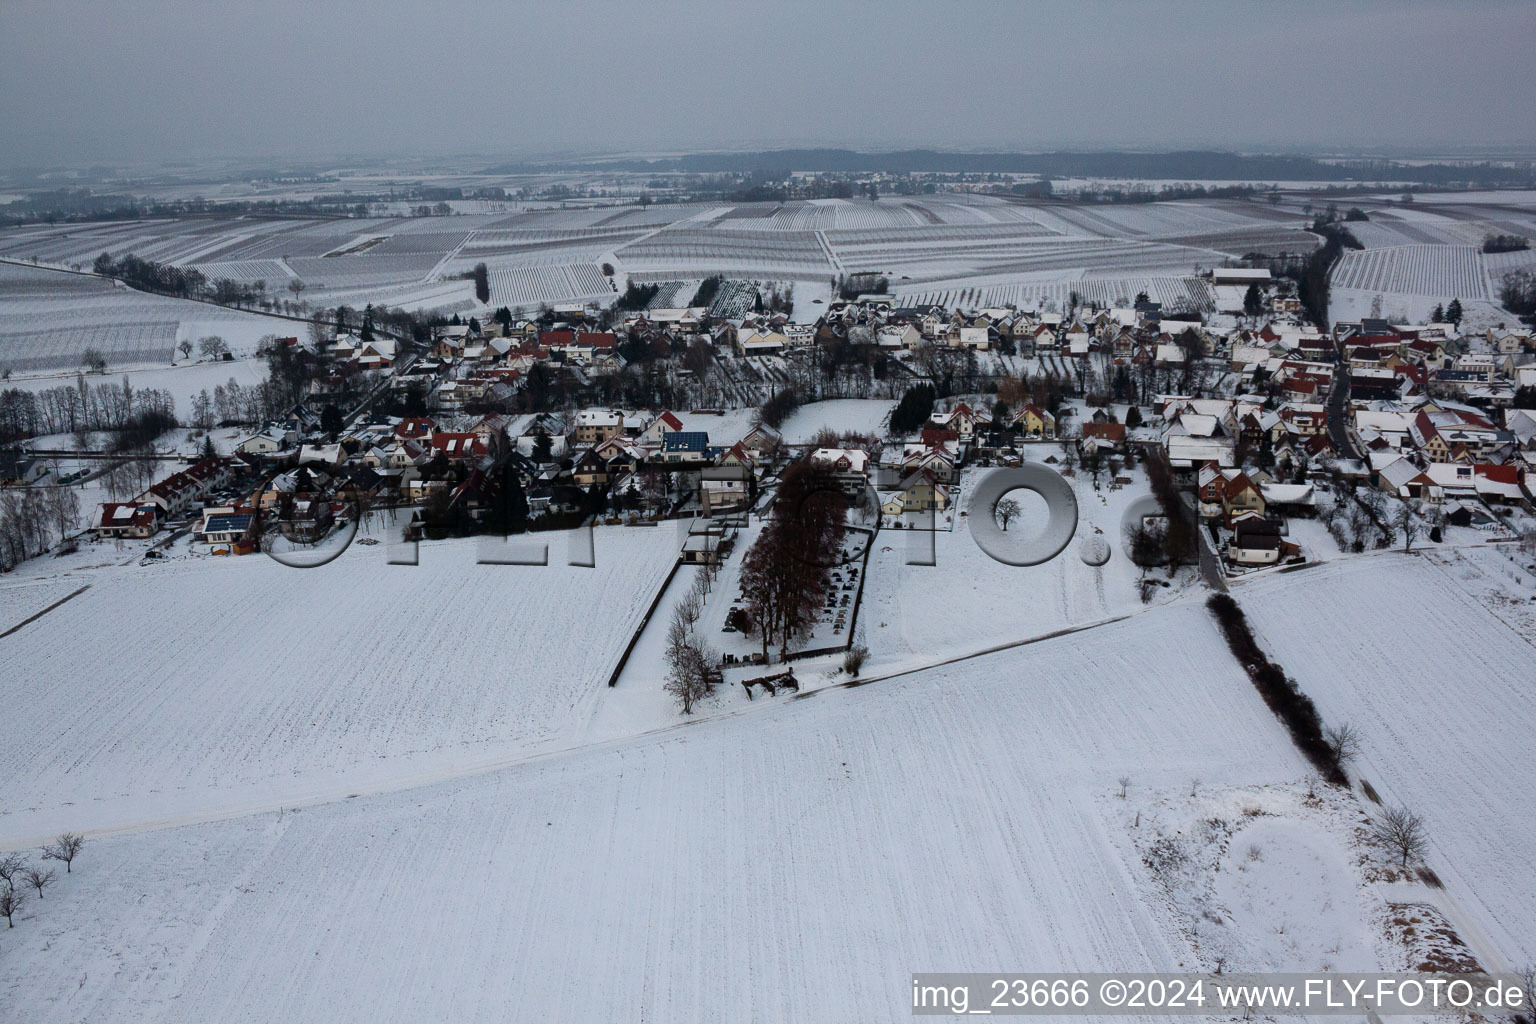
0, 885, 23, 927
994, 497, 1021, 532
0, 852, 25, 891
42, 832, 84, 873
1324, 722, 1361, 767
1395, 503, 1419, 553
843, 643, 869, 677
664, 600, 716, 715
1371, 806, 1428, 867
1118, 775, 1131, 799
177, 338, 193, 360
22, 866, 55, 900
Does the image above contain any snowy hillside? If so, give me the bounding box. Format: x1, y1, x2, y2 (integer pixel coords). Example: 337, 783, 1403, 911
1239, 553, 1536, 969
3, 601, 1372, 1023
0, 527, 680, 843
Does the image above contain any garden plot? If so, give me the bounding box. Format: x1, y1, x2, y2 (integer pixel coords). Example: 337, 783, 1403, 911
1239, 554, 1536, 969
1, 600, 1348, 1023
0, 525, 681, 842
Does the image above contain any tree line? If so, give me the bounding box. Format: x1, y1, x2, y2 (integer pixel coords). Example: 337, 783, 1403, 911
0, 375, 176, 445
738, 460, 848, 663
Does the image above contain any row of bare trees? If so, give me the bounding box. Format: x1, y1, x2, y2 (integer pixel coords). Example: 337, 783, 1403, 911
0, 485, 81, 567
739, 460, 848, 663
0, 375, 176, 444
0, 833, 83, 928
664, 565, 722, 714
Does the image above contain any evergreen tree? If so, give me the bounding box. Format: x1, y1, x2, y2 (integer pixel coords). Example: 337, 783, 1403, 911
1242, 283, 1265, 318
1430, 303, 1445, 323
1445, 298, 1463, 326
493, 462, 528, 533
200, 435, 217, 461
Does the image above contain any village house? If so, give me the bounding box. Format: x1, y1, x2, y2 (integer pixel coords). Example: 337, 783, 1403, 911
1080, 422, 1127, 455
640, 411, 685, 444
573, 408, 625, 446
809, 447, 871, 498
700, 465, 753, 514
1197, 464, 1266, 523
95, 502, 158, 539
879, 468, 950, 516
660, 431, 711, 464
430, 432, 490, 461
1226, 516, 1287, 566
1012, 404, 1056, 439
193, 505, 257, 548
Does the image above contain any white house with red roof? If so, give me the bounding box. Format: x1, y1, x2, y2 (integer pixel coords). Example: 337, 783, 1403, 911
640, 410, 685, 445
95, 503, 158, 539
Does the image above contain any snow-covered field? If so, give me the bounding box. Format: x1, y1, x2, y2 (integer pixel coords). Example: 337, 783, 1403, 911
1239, 553, 1536, 969
860, 456, 1163, 659
0, 261, 289, 374
5, 190, 1530, 334
2, 600, 1356, 1022
0, 525, 681, 843
776, 398, 894, 442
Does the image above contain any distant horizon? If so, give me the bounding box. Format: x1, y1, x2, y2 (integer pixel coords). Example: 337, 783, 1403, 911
7, 144, 1536, 184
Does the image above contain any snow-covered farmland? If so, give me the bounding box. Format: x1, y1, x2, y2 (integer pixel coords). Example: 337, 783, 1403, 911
0, 526, 681, 842
0, 261, 289, 374
2, 601, 1358, 1022
1239, 553, 1536, 968
1329, 244, 1489, 299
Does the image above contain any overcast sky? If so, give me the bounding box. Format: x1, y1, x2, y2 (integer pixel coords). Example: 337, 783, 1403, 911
3, 0, 1534, 168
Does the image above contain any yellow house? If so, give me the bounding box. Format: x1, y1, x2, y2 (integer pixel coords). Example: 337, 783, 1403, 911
1013, 403, 1056, 438
881, 470, 950, 514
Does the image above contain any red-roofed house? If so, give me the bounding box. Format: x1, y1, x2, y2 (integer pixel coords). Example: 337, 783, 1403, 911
1080, 421, 1128, 452
430, 432, 489, 460
95, 502, 158, 539
641, 410, 685, 444
396, 416, 436, 440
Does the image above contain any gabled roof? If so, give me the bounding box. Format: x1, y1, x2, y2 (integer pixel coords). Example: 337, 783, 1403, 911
649, 410, 684, 432
1081, 422, 1126, 442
